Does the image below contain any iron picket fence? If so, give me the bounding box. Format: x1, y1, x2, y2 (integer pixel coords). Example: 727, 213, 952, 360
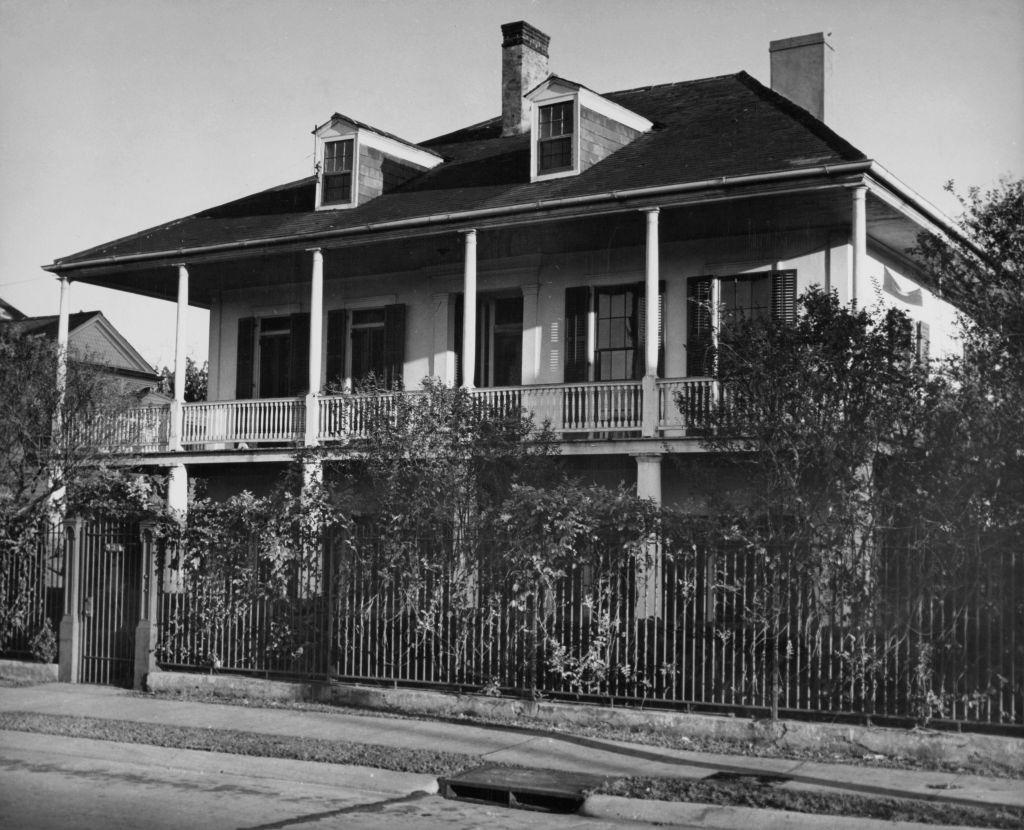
0, 522, 64, 661
151, 530, 1022, 731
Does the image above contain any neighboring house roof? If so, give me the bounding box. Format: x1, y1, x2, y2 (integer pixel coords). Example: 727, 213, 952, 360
0, 297, 26, 321
52, 72, 866, 267
0, 310, 158, 381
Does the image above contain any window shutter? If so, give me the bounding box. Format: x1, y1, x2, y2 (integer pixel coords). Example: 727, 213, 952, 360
916, 320, 930, 363
687, 278, 713, 377
325, 309, 347, 389
288, 313, 310, 395
383, 303, 406, 389
771, 270, 797, 323
453, 294, 464, 387
636, 281, 666, 378
235, 317, 255, 399
564, 286, 590, 382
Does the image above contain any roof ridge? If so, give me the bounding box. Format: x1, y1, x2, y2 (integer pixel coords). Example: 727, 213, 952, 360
732, 70, 866, 162
606, 72, 742, 97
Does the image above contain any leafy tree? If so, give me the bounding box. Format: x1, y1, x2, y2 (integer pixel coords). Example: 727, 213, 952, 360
0, 326, 134, 652
158, 356, 208, 402
683, 289, 931, 719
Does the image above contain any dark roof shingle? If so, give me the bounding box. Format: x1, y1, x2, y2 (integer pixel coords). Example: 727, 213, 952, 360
54, 72, 866, 266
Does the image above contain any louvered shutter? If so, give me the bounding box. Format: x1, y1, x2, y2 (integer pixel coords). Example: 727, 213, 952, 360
453, 294, 464, 387
687, 278, 713, 377
636, 281, 666, 377
383, 303, 406, 389
564, 286, 590, 382
326, 309, 347, 389
288, 313, 310, 395
771, 270, 797, 323
235, 317, 255, 399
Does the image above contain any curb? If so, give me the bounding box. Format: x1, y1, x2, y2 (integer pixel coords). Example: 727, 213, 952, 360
145, 670, 1024, 774
579, 794, 968, 830
0, 659, 58, 684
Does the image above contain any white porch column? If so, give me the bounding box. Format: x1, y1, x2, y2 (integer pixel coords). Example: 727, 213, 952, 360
168, 264, 188, 451
644, 208, 660, 376
461, 229, 477, 389
521, 284, 540, 385
634, 453, 663, 618
851, 185, 867, 308
431, 292, 454, 384
55, 275, 70, 402
50, 275, 71, 513
305, 248, 324, 445
642, 208, 660, 437
166, 463, 188, 515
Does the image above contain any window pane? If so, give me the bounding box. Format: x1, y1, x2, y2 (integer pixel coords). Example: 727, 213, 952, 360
324, 139, 352, 173
539, 136, 572, 172
323, 172, 351, 204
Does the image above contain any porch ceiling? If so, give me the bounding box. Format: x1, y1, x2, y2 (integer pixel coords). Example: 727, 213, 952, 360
65, 185, 921, 305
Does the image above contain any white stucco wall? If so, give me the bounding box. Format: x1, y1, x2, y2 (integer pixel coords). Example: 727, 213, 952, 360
206, 226, 960, 399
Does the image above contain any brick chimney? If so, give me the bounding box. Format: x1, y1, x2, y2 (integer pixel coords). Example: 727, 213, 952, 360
769, 32, 833, 122
501, 21, 550, 136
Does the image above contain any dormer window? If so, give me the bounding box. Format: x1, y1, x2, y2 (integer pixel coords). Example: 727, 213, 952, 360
527, 77, 652, 184
322, 139, 354, 205
314, 114, 440, 211
538, 102, 574, 173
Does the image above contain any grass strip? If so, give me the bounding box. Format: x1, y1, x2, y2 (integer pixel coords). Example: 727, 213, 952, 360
0, 711, 474, 776
597, 775, 1024, 829
146, 687, 1023, 780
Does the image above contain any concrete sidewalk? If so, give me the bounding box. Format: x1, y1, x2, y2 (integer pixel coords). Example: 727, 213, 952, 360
1, 682, 1020, 815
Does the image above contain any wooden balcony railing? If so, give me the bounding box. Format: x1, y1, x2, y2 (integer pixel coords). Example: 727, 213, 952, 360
181, 398, 305, 446
92, 379, 720, 452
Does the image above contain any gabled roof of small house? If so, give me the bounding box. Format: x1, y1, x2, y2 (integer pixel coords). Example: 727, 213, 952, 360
52, 72, 865, 268
0, 310, 158, 380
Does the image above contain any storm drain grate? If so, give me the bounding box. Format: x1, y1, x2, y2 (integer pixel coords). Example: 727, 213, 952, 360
438, 765, 607, 813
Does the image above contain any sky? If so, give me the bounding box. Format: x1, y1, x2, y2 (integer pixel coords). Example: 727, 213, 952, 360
1, 0, 1021, 369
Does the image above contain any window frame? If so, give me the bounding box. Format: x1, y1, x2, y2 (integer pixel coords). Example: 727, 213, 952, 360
530, 93, 580, 182
315, 132, 359, 211
537, 101, 575, 175
321, 138, 355, 207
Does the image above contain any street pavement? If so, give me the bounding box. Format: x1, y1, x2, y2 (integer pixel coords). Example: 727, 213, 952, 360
0, 729, 666, 830
0, 683, 1020, 828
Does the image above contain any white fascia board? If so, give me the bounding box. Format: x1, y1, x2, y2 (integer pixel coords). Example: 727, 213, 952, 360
315, 117, 440, 169
576, 88, 652, 133
358, 130, 442, 170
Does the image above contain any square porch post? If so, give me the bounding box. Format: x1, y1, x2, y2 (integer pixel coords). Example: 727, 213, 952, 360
57, 517, 83, 683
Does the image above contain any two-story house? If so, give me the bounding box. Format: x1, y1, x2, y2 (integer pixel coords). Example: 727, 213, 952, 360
44, 22, 965, 513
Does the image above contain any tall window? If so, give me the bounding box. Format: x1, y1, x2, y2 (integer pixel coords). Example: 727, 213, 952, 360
350, 308, 386, 384
322, 139, 354, 205
686, 270, 796, 377
596, 286, 639, 380
538, 102, 574, 174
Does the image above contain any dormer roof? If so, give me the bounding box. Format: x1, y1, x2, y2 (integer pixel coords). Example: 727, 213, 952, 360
525, 75, 654, 133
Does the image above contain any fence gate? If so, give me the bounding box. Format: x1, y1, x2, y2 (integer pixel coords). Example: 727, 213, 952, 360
77, 522, 140, 686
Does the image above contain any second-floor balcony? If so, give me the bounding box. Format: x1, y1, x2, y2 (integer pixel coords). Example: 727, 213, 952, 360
92, 377, 719, 455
